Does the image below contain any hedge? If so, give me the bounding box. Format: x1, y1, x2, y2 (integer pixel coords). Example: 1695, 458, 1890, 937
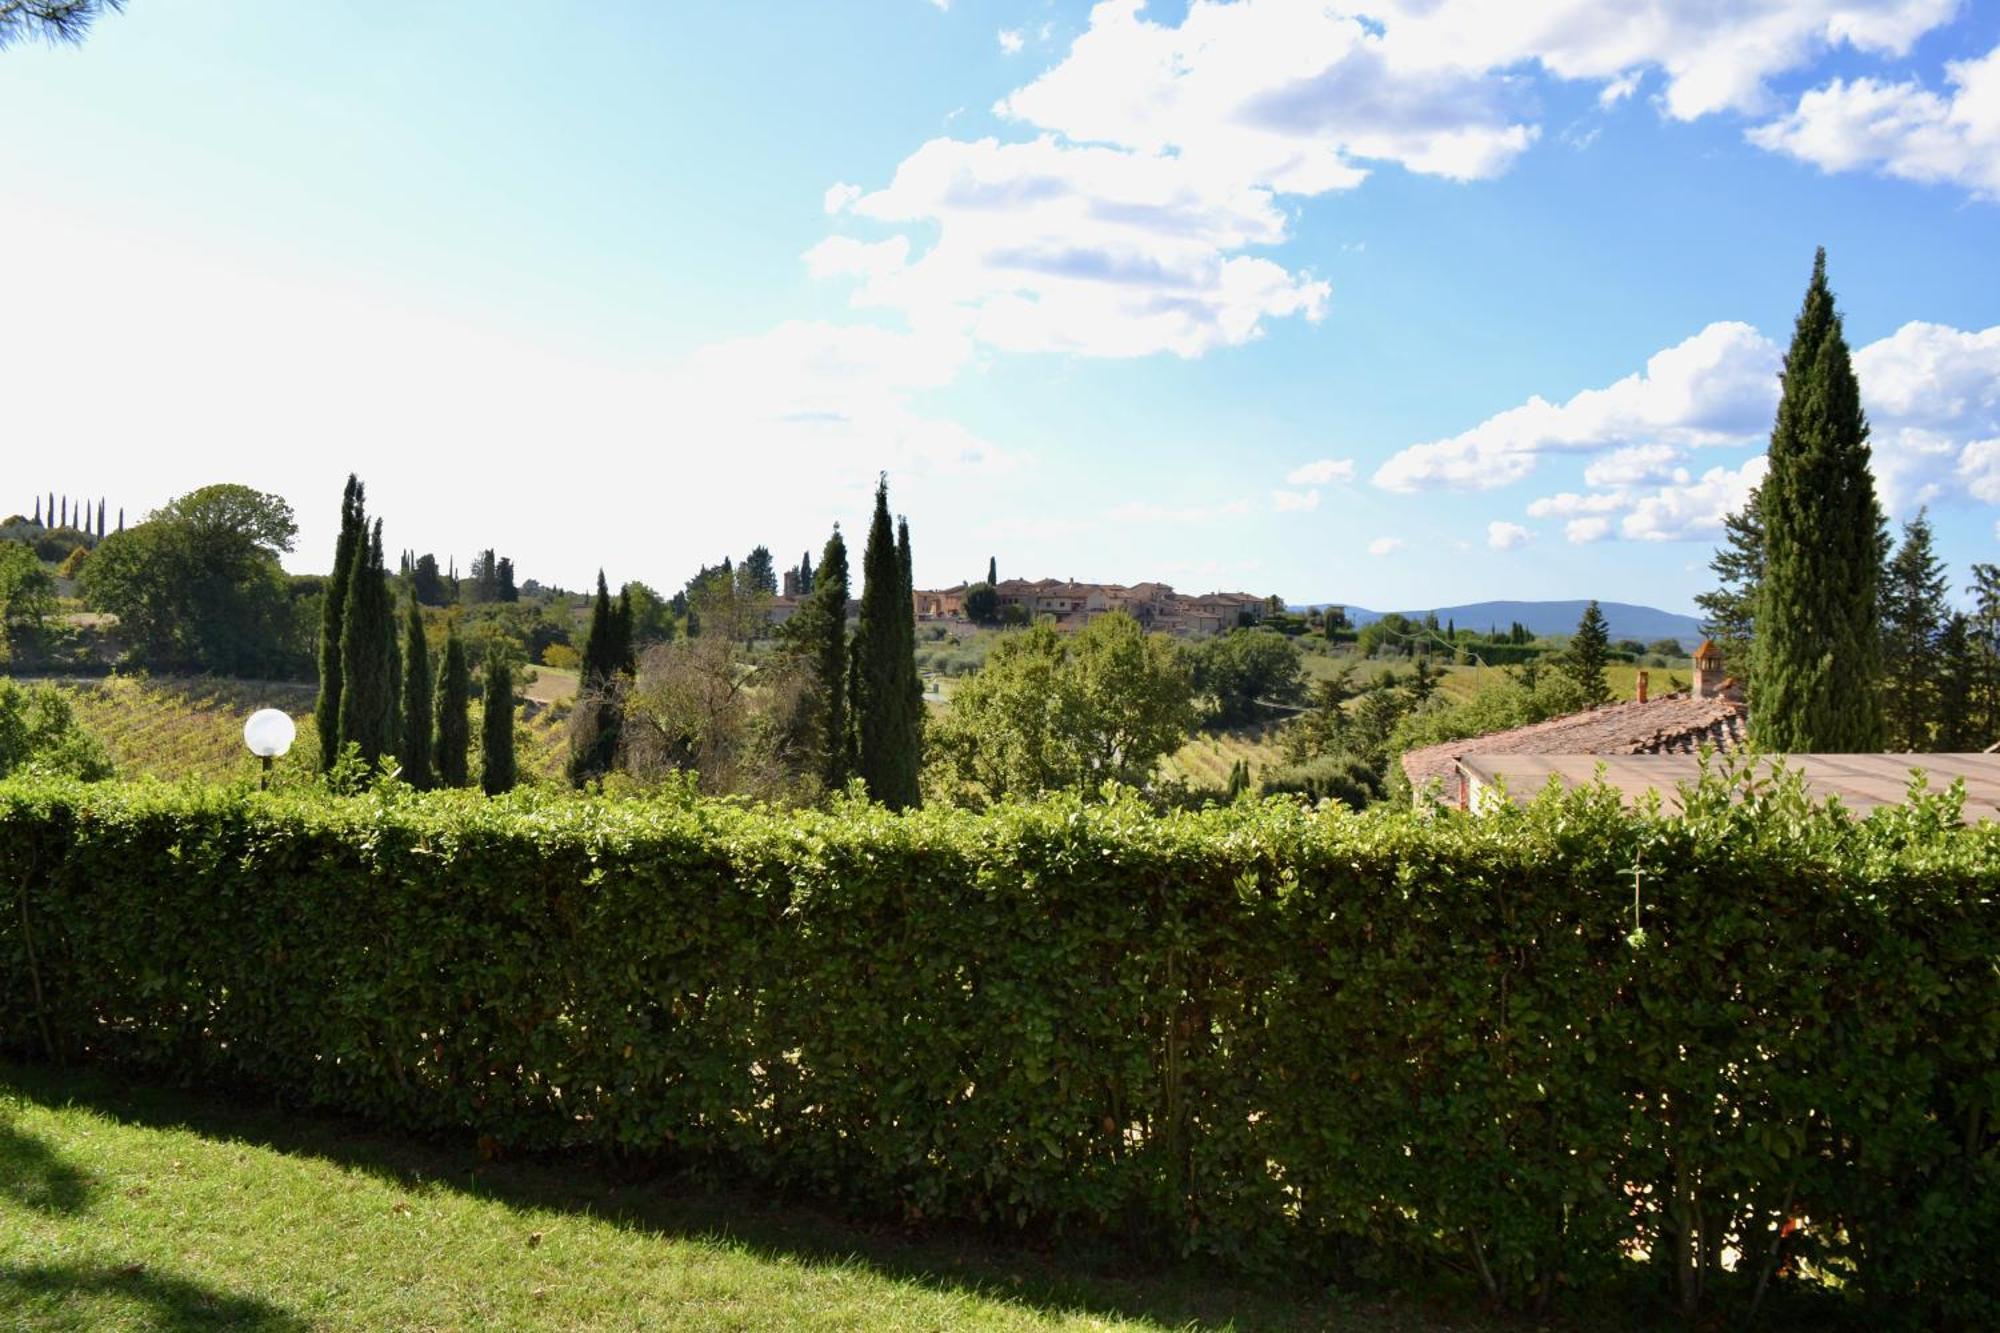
2, 769, 1996, 1323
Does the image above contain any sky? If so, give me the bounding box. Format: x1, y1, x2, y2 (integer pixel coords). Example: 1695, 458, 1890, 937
2, 1, 1997, 613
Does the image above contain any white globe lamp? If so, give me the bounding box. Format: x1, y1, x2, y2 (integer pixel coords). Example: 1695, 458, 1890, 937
244, 708, 296, 787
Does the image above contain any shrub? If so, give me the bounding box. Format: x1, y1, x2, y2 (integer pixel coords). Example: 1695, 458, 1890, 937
542, 642, 581, 670
1259, 752, 1383, 808
1, 770, 1995, 1323
0, 680, 114, 780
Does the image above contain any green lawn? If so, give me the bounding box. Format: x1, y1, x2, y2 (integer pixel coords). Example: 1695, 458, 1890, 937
0, 1060, 1478, 1332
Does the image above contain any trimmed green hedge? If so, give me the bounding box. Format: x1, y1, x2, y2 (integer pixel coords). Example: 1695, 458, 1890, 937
3, 771, 1996, 1322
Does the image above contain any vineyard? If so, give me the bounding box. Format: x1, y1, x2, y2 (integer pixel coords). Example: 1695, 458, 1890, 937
55, 676, 320, 783
1159, 724, 1288, 788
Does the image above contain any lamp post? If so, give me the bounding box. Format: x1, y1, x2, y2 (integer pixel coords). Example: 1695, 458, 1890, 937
243, 708, 296, 790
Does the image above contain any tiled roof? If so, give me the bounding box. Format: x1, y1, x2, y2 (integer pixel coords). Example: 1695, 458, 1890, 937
1400, 691, 1749, 798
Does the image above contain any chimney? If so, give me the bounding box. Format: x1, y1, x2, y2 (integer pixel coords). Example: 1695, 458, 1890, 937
1692, 640, 1724, 699
1636, 670, 1649, 704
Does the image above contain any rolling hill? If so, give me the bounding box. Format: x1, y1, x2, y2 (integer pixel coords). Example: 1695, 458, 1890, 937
1306, 599, 1705, 645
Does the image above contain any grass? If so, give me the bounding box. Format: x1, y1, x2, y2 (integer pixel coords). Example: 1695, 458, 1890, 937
0, 1060, 1481, 1332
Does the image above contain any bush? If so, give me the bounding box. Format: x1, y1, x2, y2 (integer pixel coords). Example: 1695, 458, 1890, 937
1259, 752, 1383, 808
0, 680, 114, 780
1, 770, 1995, 1323
542, 643, 581, 670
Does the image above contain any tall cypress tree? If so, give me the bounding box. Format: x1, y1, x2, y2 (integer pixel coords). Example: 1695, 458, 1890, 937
315, 475, 365, 770
853, 477, 921, 808
481, 650, 517, 796
797, 526, 852, 791
1880, 509, 1948, 751
568, 571, 621, 786
399, 599, 434, 788
337, 519, 398, 766
897, 515, 923, 729
1751, 248, 1886, 752
614, 586, 636, 675
987, 555, 997, 586
1561, 600, 1612, 706
434, 625, 471, 787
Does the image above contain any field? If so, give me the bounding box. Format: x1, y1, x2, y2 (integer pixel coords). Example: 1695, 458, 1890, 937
0, 1060, 1460, 1332
52, 676, 320, 783
1160, 725, 1289, 788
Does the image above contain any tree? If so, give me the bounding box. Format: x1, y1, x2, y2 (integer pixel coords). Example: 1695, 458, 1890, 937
1937, 613, 1978, 752
0, 1, 123, 48
1752, 249, 1886, 752
82, 483, 301, 678
316, 476, 365, 770
1696, 486, 1763, 679
337, 520, 399, 767
987, 555, 998, 587
410, 553, 448, 606
0, 541, 55, 639
782, 526, 852, 792
480, 649, 517, 795
1971, 563, 2000, 745
0, 678, 112, 779
739, 546, 778, 597
1187, 629, 1306, 726
497, 556, 518, 603
852, 477, 921, 808
925, 614, 1196, 805
1559, 600, 1612, 708
963, 581, 998, 625
399, 599, 434, 788
1880, 509, 1948, 751
434, 624, 471, 787
621, 580, 676, 646
568, 571, 623, 785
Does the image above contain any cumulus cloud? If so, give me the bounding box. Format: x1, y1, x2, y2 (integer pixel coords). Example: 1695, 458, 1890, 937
1565, 516, 1613, 544
1286, 457, 1357, 485
823, 182, 863, 214
1367, 536, 1405, 556
1619, 457, 1769, 542
1373, 322, 1778, 492
998, 28, 1024, 55
1584, 442, 1685, 487
1272, 488, 1321, 512
1486, 520, 1532, 550
1749, 42, 2000, 199
1853, 320, 2000, 511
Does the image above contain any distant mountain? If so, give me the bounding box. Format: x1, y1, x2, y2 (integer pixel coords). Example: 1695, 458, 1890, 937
1301, 599, 1705, 646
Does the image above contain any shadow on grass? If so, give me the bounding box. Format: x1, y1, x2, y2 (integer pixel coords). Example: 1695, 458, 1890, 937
0, 1118, 99, 1215
0, 1262, 309, 1332
0, 1057, 1472, 1333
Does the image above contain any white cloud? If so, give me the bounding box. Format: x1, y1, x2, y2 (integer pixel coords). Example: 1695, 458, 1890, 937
1584, 442, 1685, 487
1527, 490, 1631, 519
824, 182, 863, 214
827, 134, 1329, 357
1565, 516, 1613, 544
1486, 520, 1532, 550
1618, 456, 1769, 542
998, 28, 1024, 55
1367, 536, 1405, 556
1272, 488, 1321, 512
1749, 42, 2000, 199
1374, 322, 1778, 492
1855, 321, 2000, 512
1285, 457, 1356, 485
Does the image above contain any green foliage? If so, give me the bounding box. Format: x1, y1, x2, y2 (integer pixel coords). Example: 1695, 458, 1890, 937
337, 520, 398, 766
1881, 509, 1949, 751
962, 580, 999, 625
1390, 668, 1593, 760
925, 614, 1196, 806
780, 526, 853, 793
1558, 600, 1612, 707
569, 572, 625, 786
434, 626, 472, 788
852, 478, 921, 809
80, 484, 304, 678
399, 599, 434, 790
480, 652, 517, 795
0, 680, 112, 780
2, 770, 1994, 1323
1258, 752, 1381, 809
1185, 629, 1306, 727
0, 541, 56, 655
317, 475, 364, 771
1696, 484, 1762, 678
1752, 249, 1887, 750
738, 545, 778, 597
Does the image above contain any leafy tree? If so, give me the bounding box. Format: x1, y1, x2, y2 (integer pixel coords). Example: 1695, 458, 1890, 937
496, 556, 518, 603
82, 483, 301, 677
434, 624, 471, 787
480, 649, 517, 795
1559, 600, 1612, 707
410, 552, 448, 606
739, 545, 778, 597
315, 476, 364, 770
925, 614, 1195, 805
336, 520, 398, 767
1187, 629, 1306, 726
852, 477, 921, 808
1645, 639, 1686, 658
963, 581, 998, 625
398, 599, 434, 789
1880, 509, 1948, 750
0, 3, 125, 51
1752, 249, 1886, 751
621, 580, 675, 646
0, 541, 55, 650
0, 678, 112, 779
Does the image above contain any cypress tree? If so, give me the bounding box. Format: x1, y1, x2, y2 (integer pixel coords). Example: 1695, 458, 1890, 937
95, 498, 105, 539
798, 526, 852, 791
987, 555, 997, 586
434, 625, 471, 787
1752, 248, 1886, 752
853, 477, 921, 808
614, 586, 636, 675
315, 475, 364, 770
480, 650, 517, 795
32, 497, 39, 525
898, 515, 923, 724
1561, 600, 1612, 707
568, 572, 621, 786
337, 519, 398, 766
399, 599, 434, 788
1881, 509, 1948, 751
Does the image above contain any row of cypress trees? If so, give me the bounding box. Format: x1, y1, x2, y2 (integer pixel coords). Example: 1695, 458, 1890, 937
565, 572, 636, 785
785, 475, 923, 808
313, 475, 515, 793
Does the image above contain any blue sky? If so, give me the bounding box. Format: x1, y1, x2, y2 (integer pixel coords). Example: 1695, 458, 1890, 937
3, 1, 1996, 613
